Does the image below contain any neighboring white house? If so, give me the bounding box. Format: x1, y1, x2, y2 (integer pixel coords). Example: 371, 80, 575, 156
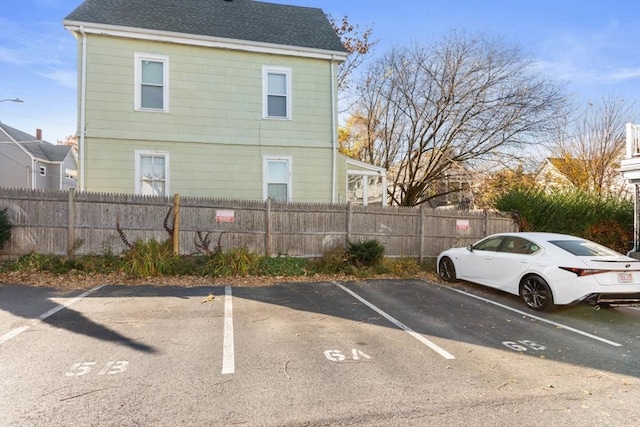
620, 123, 640, 253
0, 123, 77, 191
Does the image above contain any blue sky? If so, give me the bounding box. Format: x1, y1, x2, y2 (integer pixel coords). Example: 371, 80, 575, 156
0, 0, 639, 144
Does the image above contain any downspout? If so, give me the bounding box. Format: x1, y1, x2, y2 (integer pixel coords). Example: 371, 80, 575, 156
330, 55, 337, 204
31, 159, 36, 189
79, 26, 87, 191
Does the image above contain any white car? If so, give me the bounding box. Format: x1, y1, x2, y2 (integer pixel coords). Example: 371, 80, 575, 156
437, 232, 640, 311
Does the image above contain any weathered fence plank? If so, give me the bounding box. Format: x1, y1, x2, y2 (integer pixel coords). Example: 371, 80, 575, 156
0, 189, 518, 260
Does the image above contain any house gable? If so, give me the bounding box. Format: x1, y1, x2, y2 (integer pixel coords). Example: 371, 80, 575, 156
63, 0, 361, 203
0, 123, 77, 190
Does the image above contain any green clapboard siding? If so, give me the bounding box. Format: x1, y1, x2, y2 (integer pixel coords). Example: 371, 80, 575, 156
85, 138, 334, 202
81, 34, 343, 202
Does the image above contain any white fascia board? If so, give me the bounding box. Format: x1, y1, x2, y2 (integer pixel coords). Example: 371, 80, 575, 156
345, 157, 386, 174
63, 21, 349, 63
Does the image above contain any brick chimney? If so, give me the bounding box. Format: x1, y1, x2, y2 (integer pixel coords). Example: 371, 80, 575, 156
36, 129, 42, 140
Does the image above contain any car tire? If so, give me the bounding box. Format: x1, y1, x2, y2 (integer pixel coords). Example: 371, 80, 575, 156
438, 257, 458, 282
520, 275, 555, 311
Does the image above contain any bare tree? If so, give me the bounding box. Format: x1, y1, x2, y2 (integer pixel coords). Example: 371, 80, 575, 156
329, 15, 376, 92
350, 31, 567, 206
543, 96, 637, 196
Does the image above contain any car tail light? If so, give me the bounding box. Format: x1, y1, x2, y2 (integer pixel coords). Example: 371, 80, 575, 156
559, 267, 608, 277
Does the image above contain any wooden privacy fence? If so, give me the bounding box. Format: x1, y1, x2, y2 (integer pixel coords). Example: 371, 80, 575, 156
0, 188, 518, 260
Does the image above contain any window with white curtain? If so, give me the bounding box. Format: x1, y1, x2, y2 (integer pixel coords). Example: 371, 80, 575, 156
135, 150, 169, 196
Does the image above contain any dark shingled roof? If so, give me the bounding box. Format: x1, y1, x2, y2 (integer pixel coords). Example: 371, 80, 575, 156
64, 0, 347, 53
0, 122, 71, 162
0, 122, 35, 144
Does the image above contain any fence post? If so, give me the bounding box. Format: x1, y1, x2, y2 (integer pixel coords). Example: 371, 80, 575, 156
67, 188, 75, 256
419, 205, 425, 264
265, 199, 271, 257
346, 201, 352, 244
484, 209, 489, 237
173, 193, 180, 255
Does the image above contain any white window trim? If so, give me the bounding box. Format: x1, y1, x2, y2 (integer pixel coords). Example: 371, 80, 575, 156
263, 155, 292, 202
134, 150, 170, 196
262, 66, 292, 120
134, 52, 170, 112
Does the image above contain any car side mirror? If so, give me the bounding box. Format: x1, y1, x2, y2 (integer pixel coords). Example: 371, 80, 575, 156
466, 245, 473, 252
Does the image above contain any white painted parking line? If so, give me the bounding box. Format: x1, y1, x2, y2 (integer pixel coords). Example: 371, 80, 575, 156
333, 282, 456, 360
445, 287, 623, 347
221, 286, 235, 375
0, 285, 104, 346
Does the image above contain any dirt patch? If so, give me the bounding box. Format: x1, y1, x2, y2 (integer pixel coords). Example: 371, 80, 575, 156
0, 270, 440, 291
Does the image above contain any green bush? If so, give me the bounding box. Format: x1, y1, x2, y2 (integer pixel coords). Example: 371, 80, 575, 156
199, 247, 258, 277
122, 239, 177, 278
9, 252, 86, 274
0, 208, 12, 249
347, 239, 385, 267
252, 256, 311, 276
495, 188, 633, 252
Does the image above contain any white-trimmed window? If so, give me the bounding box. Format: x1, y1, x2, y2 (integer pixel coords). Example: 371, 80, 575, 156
135, 53, 169, 111
39, 166, 46, 176
135, 150, 170, 196
262, 66, 291, 119
263, 156, 292, 202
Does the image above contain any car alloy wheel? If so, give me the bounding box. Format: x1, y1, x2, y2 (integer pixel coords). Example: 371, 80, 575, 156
438, 257, 458, 282
520, 275, 554, 311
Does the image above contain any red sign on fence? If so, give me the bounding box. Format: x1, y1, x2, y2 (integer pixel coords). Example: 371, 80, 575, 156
216, 209, 235, 223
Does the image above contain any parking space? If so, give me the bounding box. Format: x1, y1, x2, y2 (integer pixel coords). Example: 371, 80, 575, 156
1, 280, 638, 426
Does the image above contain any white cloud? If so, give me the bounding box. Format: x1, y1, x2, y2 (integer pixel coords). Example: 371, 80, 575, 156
37, 68, 77, 89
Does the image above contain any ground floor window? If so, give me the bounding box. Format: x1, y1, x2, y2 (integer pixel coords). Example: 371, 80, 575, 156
263, 156, 291, 202
135, 150, 169, 196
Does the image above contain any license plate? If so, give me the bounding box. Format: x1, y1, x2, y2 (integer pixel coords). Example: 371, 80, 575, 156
617, 272, 633, 283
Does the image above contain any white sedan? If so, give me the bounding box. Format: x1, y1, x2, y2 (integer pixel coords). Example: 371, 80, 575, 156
437, 232, 640, 311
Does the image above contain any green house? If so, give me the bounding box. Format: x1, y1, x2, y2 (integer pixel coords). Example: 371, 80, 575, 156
63, 0, 386, 205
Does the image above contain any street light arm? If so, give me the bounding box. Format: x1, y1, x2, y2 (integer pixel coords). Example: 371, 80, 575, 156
0, 98, 24, 103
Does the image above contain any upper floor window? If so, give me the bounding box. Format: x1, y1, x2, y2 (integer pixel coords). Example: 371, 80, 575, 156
135, 150, 170, 196
263, 66, 291, 119
263, 156, 292, 202
135, 53, 169, 112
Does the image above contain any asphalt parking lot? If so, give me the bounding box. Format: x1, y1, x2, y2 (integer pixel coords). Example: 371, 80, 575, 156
1, 279, 638, 426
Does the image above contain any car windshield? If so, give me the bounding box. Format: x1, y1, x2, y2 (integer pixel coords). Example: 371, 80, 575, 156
550, 240, 622, 257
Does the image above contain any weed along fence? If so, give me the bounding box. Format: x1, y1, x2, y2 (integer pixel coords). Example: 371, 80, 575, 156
0, 188, 517, 260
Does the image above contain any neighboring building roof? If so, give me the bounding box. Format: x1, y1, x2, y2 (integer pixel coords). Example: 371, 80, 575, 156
0, 122, 72, 162
64, 0, 347, 53
21, 142, 71, 162
0, 122, 35, 144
